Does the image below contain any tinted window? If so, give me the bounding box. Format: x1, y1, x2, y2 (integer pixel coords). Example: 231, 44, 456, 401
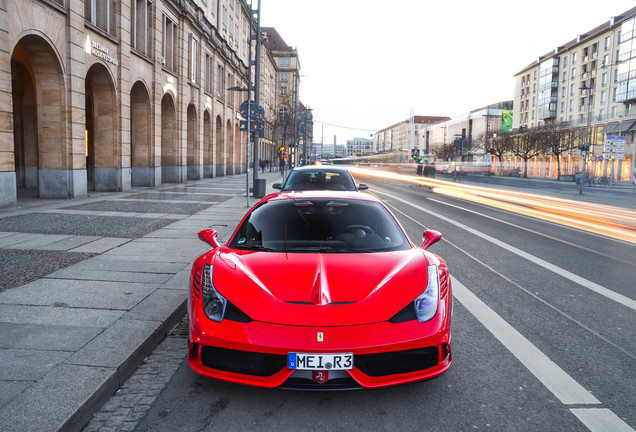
283, 170, 356, 191
229, 199, 410, 253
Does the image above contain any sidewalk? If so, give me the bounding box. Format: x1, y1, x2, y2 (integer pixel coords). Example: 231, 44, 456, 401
0, 170, 283, 432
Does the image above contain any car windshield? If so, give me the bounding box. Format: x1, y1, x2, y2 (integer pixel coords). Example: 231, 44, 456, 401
229, 199, 411, 253
282, 170, 356, 191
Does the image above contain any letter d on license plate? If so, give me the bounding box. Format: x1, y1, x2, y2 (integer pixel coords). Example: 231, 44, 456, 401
288, 353, 353, 370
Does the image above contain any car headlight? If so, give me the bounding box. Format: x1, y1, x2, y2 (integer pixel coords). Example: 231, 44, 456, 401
413, 265, 439, 323
202, 264, 227, 322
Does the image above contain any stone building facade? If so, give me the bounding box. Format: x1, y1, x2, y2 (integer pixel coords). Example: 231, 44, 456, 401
1, 0, 301, 207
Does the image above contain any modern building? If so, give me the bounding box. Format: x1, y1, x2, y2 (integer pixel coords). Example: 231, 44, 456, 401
346, 137, 374, 157
422, 102, 513, 161
374, 116, 450, 154
512, 6, 636, 180
1, 0, 307, 208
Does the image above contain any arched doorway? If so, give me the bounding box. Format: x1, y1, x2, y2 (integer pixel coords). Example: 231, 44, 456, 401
10, 35, 67, 201
161, 93, 178, 183
225, 120, 233, 175
85, 63, 118, 191
187, 104, 200, 180
215, 115, 224, 177
130, 81, 153, 186
203, 110, 213, 177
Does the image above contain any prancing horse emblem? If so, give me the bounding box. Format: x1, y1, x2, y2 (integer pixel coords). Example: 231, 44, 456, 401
317, 332, 324, 342
313, 370, 328, 384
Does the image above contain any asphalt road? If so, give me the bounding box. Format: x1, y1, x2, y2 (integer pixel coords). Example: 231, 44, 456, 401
86, 173, 636, 432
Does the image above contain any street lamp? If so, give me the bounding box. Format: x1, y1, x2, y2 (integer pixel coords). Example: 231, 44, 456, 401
228, 85, 252, 206
579, 83, 593, 195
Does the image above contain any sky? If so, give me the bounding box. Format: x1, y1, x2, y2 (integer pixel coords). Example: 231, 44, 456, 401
260, 0, 636, 145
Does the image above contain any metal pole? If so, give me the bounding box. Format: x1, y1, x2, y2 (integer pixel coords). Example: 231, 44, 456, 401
579, 87, 591, 195
253, 0, 261, 182
292, 68, 299, 167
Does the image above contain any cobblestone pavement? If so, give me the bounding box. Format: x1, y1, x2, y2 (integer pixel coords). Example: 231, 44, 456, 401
81, 317, 188, 432
0, 249, 97, 293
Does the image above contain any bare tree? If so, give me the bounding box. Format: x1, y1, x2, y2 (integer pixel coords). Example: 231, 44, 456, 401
536, 121, 572, 181
489, 132, 514, 175
429, 142, 455, 162
511, 128, 547, 178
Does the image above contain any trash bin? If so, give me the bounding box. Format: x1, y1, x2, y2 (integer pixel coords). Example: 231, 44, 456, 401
253, 178, 266, 198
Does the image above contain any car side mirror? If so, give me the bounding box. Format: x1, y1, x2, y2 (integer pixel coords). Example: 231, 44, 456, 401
273, 183, 283, 190
198, 229, 221, 248
357, 183, 369, 190
421, 230, 442, 250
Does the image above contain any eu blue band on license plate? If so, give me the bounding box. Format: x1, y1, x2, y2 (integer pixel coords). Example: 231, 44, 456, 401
288, 353, 353, 370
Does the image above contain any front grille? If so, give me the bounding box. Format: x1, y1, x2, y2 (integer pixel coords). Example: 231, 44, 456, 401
279, 377, 362, 391
355, 347, 439, 377
201, 347, 286, 377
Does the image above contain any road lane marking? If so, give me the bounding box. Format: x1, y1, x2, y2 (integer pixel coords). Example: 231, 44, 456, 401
570, 408, 635, 432
452, 277, 600, 405
377, 191, 636, 311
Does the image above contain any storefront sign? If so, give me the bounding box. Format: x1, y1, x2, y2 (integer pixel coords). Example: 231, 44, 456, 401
84, 35, 118, 65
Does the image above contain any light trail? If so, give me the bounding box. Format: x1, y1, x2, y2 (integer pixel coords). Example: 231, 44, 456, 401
349, 167, 636, 244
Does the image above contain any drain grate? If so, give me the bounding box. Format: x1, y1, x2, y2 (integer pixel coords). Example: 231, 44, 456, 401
168, 315, 189, 338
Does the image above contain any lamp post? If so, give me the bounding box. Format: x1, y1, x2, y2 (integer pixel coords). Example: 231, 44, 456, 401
579, 83, 593, 195
228, 86, 251, 206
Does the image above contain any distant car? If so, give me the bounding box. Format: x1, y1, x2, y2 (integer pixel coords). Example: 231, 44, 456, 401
273, 166, 368, 191
187, 190, 453, 390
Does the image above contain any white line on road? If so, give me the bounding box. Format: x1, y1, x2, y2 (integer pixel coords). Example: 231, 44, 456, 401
570, 408, 635, 432
452, 277, 600, 405
377, 191, 636, 311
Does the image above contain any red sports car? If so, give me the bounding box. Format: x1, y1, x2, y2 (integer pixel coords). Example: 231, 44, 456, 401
188, 191, 452, 389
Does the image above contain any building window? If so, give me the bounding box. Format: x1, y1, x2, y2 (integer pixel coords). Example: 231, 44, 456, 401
602, 54, 609, 67
599, 108, 605, 119
281, 72, 288, 81
611, 106, 618, 118
605, 36, 611, 50
570, 84, 575, 96
216, 64, 224, 99
601, 73, 607, 87
562, 71, 567, 82
563, 56, 568, 67
572, 52, 577, 64
85, 0, 114, 34
571, 68, 576, 79
132, 0, 151, 55
279, 108, 287, 122
281, 86, 287, 96
569, 100, 574, 111
280, 58, 290, 67
562, 86, 566, 98
190, 36, 198, 83
163, 14, 177, 71
600, 91, 606, 104
561, 102, 565, 113
205, 53, 213, 93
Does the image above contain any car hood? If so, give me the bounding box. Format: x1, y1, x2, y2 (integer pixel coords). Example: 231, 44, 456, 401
212, 247, 431, 326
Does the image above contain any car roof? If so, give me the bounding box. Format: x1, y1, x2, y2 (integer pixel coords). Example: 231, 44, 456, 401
290, 165, 351, 173
266, 190, 379, 203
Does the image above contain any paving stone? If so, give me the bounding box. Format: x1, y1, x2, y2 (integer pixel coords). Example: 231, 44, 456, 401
63, 200, 213, 215
0, 322, 102, 351
0, 213, 176, 239
0, 348, 71, 381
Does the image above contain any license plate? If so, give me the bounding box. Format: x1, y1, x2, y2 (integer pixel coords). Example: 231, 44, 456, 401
288, 352, 353, 370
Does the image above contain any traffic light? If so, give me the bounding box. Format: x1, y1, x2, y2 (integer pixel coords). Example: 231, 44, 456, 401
577, 144, 590, 151
411, 149, 420, 159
